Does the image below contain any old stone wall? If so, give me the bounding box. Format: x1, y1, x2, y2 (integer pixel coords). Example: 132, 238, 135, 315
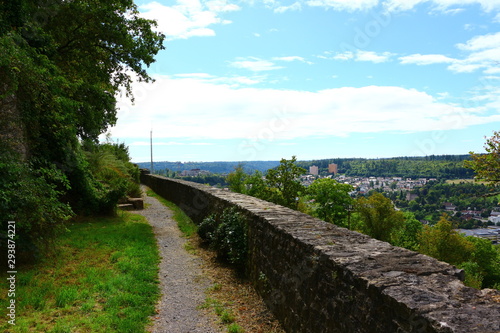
141, 172, 500, 333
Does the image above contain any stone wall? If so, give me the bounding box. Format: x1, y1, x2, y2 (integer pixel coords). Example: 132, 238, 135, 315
141, 172, 500, 333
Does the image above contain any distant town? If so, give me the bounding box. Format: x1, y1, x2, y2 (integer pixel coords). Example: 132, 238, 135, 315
139, 156, 500, 244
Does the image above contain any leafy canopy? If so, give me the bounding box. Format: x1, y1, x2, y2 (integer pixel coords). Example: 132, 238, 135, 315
307, 178, 354, 227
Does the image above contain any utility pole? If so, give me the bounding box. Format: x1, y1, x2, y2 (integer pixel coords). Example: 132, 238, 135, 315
150, 129, 153, 174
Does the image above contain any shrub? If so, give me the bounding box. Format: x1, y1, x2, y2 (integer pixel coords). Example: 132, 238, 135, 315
198, 214, 218, 243
0, 153, 73, 263
198, 207, 248, 267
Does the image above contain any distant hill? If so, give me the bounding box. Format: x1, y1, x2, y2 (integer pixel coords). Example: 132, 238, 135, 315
137, 154, 475, 179
136, 160, 281, 175
295, 155, 474, 179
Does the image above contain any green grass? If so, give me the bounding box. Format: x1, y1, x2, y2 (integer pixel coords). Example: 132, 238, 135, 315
146, 188, 198, 237
0, 212, 160, 333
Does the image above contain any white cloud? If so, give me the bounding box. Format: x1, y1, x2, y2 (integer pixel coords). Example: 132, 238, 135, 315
356, 51, 393, 63
275, 1, 302, 12
139, 0, 240, 40
175, 72, 265, 85
333, 51, 355, 60
457, 31, 500, 51
205, 0, 240, 12
384, 0, 500, 12
306, 0, 379, 11
111, 76, 499, 143
229, 57, 284, 71
332, 51, 392, 62
273, 56, 306, 62
399, 32, 500, 74
383, 0, 426, 12
399, 54, 456, 65
273, 56, 313, 64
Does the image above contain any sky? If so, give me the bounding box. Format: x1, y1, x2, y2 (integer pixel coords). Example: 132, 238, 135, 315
107, 0, 500, 163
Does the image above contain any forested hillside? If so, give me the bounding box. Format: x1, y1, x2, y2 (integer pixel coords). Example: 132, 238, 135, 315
143, 155, 474, 179
296, 155, 474, 179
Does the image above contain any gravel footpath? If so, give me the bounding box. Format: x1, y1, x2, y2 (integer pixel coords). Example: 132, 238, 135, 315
132, 187, 220, 333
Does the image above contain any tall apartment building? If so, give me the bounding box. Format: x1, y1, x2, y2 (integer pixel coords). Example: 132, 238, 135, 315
328, 163, 338, 175
309, 165, 319, 176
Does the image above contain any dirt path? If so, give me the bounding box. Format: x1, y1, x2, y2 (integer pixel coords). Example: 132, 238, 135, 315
132, 187, 220, 333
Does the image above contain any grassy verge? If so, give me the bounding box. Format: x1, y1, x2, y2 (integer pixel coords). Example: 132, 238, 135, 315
145, 189, 197, 237
0, 212, 160, 333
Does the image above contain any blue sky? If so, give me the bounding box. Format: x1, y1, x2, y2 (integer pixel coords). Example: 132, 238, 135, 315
108, 0, 500, 162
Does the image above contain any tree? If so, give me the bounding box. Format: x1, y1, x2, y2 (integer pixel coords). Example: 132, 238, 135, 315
355, 192, 405, 243
418, 214, 474, 266
227, 164, 247, 193
466, 131, 500, 187
265, 156, 306, 209
0, 0, 164, 257
307, 178, 353, 227
392, 212, 423, 251
463, 236, 500, 288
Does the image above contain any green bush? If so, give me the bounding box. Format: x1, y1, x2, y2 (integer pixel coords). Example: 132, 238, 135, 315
0, 153, 73, 262
198, 214, 218, 243
198, 207, 248, 267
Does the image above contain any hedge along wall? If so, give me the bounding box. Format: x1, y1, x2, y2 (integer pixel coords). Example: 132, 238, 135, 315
141, 172, 500, 333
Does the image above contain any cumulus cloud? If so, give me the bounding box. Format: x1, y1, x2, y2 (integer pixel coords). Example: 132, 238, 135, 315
399, 32, 500, 73
139, 0, 240, 40
399, 54, 456, 65
331, 51, 393, 63
110, 75, 499, 142
306, 0, 379, 11
229, 57, 284, 71
275, 1, 302, 12
384, 0, 500, 12
301, 0, 500, 12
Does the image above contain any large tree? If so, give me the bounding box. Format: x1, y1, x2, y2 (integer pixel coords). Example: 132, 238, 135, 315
465, 131, 500, 187
307, 178, 354, 227
355, 192, 405, 243
0, 0, 164, 255
265, 156, 306, 209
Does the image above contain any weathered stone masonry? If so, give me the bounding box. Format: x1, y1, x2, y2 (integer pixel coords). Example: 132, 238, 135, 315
141, 172, 500, 333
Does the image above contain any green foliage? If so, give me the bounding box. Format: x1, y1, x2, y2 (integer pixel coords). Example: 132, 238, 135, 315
265, 156, 306, 209
84, 141, 141, 215
392, 212, 423, 251
459, 261, 484, 289
296, 155, 474, 179
227, 164, 247, 193
416, 214, 500, 289
355, 192, 405, 243
0, 152, 73, 261
306, 178, 354, 227
399, 180, 498, 226
243, 171, 270, 199
419, 215, 475, 266
0, 0, 163, 255
198, 215, 218, 243
466, 131, 500, 187
198, 208, 248, 267
464, 237, 500, 288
